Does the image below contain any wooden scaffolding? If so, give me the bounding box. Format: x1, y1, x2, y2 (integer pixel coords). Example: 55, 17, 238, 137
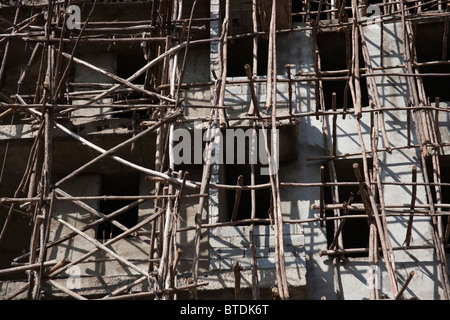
0, 0, 449, 300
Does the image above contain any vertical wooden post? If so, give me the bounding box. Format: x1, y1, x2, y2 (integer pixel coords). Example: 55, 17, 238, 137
250, 122, 260, 300
319, 166, 325, 228
231, 175, 243, 221
434, 97, 441, 144
218, 0, 230, 127
233, 261, 243, 300
332, 92, 337, 156
287, 64, 294, 121
405, 165, 417, 246
245, 64, 260, 117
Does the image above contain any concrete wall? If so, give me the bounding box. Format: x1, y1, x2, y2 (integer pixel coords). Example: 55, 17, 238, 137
291, 20, 450, 300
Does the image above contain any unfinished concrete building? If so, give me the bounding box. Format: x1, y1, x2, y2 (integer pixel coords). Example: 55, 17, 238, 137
0, 0, 449, 300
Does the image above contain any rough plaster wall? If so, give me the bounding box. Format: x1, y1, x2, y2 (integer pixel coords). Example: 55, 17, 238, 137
363, 22, 443, 300
181, 44, 212, 119
48, 174, 101, 276
283, 23, 334, 300
71, 52, 116, 125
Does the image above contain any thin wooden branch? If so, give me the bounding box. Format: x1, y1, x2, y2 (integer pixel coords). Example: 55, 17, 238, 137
47, 279, 88, 300
319, 166, 325, 228
394, 271, 415, 300
231, 175, 244, 221
332, 92, 337, 156
233, 261, 243, 300
100, 282, 209, 300
218, 0, 230, 127
328, 193, 354, 251
434, 97, 441, 144
404, 165, 417, 246
250, 121, 260, 300
60, 52, 176, 104
0, 260, 57, 276
245, 64, 260, 117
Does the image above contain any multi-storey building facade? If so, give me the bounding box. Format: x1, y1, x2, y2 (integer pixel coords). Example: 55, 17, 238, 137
0, 0, 449, 300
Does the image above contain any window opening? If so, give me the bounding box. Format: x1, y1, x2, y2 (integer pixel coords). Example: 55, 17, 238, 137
324, 158, 375, 258
227, 37, 269, 77
426, 155, 450, 253
415, 21, 450, 103
316, 31, 369, 110
96, 171, 140, 240
222, 164, 271, 223
114, 53, 150, 119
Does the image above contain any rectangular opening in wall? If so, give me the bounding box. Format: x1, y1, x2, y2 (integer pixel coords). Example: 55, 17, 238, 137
96, 171, 139, 240
292, 0, 303, 22
222, 164, 271, 223
113, 51, 151, 119
227, 37, 269, 77
425, 155, 450, 253
415, 21, 450, 103
316, 31, 369, 110
323, 158, 375, 258
218, 125, 298, 223
221, 0, 291, 77
117, 53, 147, 85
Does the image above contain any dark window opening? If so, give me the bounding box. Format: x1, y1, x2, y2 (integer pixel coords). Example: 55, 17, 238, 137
117, 54, 147, 85
223, 164, 271, 223
292, 0, 303, 23
316, 31, 369, 110
114, 53, 150, 119
96, 172, 140, 240
415, 21, 450, 103
219, 126, 276, 223
227, 37, 269, 77
221, 0, 279, 77
324, 158, 375, 258
425, 156, 450, 253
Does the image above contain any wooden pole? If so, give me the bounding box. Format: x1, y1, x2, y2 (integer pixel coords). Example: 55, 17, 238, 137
319, 166, 325, 228
328, 193, 354, 251
230, 175, 243, 221
218, 0, 230, 127
332, 92, 337, 156
0, 260, 57, 276
191, 80, 220, 295
353, 161, 399, 297
250, 121, 260, 300
394, 271, 415, 300
245, 64, 260, 117
233, 261, 243, 300
405, 165, 417, 246
434, 97, 441, 144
